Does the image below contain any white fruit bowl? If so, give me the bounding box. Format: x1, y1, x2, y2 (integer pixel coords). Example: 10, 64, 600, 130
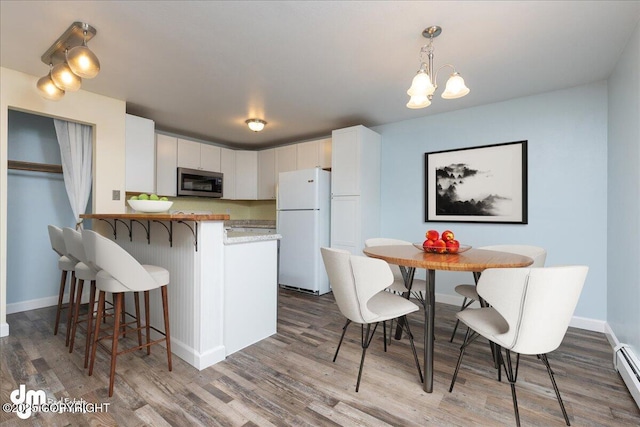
127, 199, 173, 213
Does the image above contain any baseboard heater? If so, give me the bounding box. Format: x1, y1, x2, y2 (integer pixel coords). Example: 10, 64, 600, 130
279, 284, 319, 295
614, 344, 640, 408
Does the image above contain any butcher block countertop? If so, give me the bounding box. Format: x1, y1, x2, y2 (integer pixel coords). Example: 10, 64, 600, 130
81, 213, 230, 221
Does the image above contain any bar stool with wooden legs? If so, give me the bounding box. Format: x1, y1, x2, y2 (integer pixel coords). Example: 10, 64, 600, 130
48, 225, 77, 346
63, 227, 101, 367
82, 229, 172, 397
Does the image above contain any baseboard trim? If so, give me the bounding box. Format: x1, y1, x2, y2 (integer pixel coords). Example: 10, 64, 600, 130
0, 322, 9, 337
7, 295, 61, 314
6, 290, 92, 315
148, 329, 226, 371
569, 315, 607, 333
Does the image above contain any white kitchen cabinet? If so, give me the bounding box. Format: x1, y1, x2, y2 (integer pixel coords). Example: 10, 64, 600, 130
320, 138, 332, 169
330, 195, 361, 253
331, 128, 361, 195
177, 138, 221, 171
156, 134, 178, 197
296, 137, 331, 170
258, 148, 276, 200
275, 145, 297, 178
201, 144, 222, 172
220, 147, 236, 200
177, 139, 200, 170
125, 114, 155, 193
330, 125, 381, 255
224, 239, 278, 355
235, 151, 258, 200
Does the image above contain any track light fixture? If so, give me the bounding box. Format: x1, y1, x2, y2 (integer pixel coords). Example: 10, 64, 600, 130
36, 22, 100, 100
406, 26, 470, 109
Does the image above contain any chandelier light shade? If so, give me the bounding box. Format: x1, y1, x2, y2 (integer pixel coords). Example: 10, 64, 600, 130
50, 60, 82, 92
246, 119, 267, 132
441, 72, 470, 99
36, 22, 100, 100
36, 66, 65, 101
406, 26, 469, 109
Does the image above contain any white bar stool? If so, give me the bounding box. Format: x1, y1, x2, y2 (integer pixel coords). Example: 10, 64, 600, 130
48, 225, 77, 345
63, 227, 102, 367
82, 229, 172, 397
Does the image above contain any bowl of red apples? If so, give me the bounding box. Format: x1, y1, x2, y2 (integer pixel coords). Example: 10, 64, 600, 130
414, 229, 471, 254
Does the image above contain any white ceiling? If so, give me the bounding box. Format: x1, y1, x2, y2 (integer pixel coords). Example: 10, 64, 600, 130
1, 1, 639, 148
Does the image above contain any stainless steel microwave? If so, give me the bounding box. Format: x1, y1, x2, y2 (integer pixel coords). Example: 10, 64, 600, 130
177, 167, 223, 198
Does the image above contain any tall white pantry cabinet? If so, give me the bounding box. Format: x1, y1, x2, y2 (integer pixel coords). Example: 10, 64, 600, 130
330, 125, 381, 255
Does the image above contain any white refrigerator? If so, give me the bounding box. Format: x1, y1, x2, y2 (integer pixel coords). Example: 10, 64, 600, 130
277, 168, 331, 295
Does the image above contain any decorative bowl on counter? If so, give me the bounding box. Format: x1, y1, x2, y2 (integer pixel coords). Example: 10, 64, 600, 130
413, 243, 472, 254
127, 199, 173, 213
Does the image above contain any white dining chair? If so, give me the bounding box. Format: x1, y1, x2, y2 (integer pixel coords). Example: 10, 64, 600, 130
449, 245, 547, 342
321, 247, 423, 392
83, 229, 172, 397
364, 238, 428, 301
448, 265, 588, 426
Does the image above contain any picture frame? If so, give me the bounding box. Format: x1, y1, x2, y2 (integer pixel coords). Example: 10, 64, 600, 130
425, 140, 528, 224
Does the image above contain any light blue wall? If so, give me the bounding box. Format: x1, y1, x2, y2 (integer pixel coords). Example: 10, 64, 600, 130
373, 81, 608, 320
608, 21, 640, 352
7, 110, 76, 305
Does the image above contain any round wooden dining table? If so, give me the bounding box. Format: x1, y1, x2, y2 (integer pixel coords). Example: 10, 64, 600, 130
362, 245, 534, 393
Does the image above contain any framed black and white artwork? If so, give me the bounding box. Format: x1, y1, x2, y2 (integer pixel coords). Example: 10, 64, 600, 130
424, 140, 528, 224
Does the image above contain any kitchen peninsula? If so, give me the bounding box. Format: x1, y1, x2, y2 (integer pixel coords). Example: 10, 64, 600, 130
81, 212, 281, 370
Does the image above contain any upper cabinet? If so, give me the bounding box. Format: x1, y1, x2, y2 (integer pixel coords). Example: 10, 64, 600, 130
220, 149, 258, 200
125, 114, 155, 193
201, 144, 222, 172
296, 138, 331, 170
154, 131, 332, 201
220, 148, 236, 200
235, 151, 258, 200
176, 139, 200, 169
275, 145, 297, 176
331, 125, 380, 197
155, 134, 177, 197
177, 138, 221, 172
256, 138, 331, 200
258, 148, 276, 200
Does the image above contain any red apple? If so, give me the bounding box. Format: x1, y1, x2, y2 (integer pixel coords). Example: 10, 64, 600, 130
425, 230, 439, 241
433, 239, 447, 253
442, 230, 455, 242
446, 239, 460, 253
423, 239, 435, 252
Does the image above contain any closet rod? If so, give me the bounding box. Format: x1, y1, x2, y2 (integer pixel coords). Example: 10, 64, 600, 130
8, 160, 63, 174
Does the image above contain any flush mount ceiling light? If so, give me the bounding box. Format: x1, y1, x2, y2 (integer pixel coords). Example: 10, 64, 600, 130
406, 26, 470, 109
246, 119, 267, 132
36, 22, 100, 100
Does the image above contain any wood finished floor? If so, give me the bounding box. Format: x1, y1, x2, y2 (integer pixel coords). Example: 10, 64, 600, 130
1, 289, 639, 426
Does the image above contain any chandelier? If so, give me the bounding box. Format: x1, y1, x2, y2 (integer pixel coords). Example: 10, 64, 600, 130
406, 26, 470, 109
